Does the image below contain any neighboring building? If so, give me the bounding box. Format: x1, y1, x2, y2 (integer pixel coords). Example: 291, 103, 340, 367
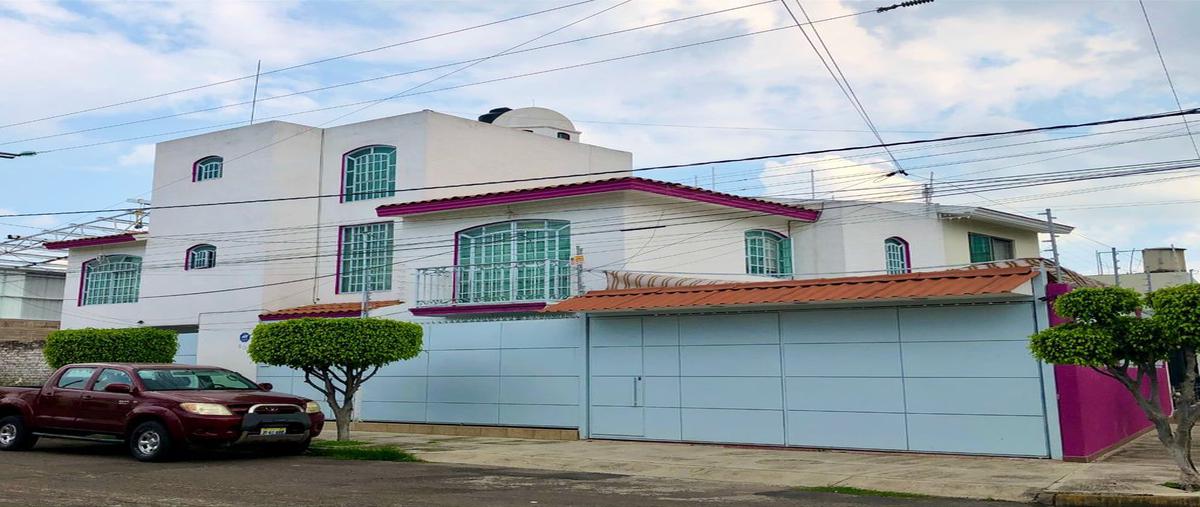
48, 106, 1106, 459
1087, 247, 1195, 293
0, 266, 65, 321
0, 267, 64, 385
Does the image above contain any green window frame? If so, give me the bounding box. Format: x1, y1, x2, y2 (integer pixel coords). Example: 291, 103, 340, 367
884, 237, 910, 275
343, 145, 396, 202
80, 255, 142, 305
456, 220, 571, 303
745, 230, 792, 278
968, 232, 1015, 263
194, 156, 222, 182
186, 244, 216, 270
338, 222, 394, 293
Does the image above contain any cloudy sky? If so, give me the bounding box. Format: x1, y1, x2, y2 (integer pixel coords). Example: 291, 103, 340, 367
1, 0, 1198, 275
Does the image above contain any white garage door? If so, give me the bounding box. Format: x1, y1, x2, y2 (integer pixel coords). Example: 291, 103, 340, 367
588, 303, 1051, 457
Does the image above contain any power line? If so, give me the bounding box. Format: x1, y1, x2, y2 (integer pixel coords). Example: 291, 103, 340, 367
0, 0, 597, 131
1, 1, 781, 147
779, 0, 917, 176
1137, 0, 1199, 158
5, 106, 1197, 219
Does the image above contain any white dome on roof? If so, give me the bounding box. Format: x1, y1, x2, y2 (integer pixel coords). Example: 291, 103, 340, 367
492, 107, 578, 133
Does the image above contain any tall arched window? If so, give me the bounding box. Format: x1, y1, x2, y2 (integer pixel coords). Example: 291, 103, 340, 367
186, 244, 217, 270
884, 236, 911, 275
80, 255, 142, 305
343, 145, 396, 202
745, 230, 792, 278
193, 156, 223, 182
456, 220, 571, 303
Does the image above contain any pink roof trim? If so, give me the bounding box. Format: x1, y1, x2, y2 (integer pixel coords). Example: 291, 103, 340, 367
44, 232, 147, 250
375, 177, 821, 222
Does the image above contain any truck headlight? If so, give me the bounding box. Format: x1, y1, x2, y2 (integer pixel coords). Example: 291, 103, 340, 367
305, 401, 322, 414
180, 403, 233, 416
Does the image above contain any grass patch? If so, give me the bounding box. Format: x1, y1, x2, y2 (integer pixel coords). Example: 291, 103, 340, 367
795, 486, 931, 499
1160, 482, 1200, 492
308, 440, 419, 462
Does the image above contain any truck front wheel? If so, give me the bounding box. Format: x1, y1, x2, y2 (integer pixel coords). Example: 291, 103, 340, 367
129, 421, 174, 462
0, 415, 37, 451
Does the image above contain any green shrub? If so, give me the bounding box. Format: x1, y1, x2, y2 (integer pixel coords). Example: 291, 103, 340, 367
44, 327, 178, 369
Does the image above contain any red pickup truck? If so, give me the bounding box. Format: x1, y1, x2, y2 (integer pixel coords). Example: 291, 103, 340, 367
0, 363, 324, 461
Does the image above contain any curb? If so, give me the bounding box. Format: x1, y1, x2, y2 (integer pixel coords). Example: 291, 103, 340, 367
1037, 492, 1200, 506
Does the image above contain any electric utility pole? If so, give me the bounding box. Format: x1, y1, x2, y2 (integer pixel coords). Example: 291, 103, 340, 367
361, 229, 375, 318
1111, 247, 1121, 287
1038, 208, 1062, 281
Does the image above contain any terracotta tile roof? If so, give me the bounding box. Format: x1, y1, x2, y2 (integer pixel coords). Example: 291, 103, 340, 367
375, 177, 820, 221
44, 232, 147, 250
259, 300, 403, 321
543, 267, 1039, 313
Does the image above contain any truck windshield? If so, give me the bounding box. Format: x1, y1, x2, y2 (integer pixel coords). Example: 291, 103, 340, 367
136, 369, 259, 391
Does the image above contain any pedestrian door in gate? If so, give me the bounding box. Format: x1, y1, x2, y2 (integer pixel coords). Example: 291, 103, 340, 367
589, 317, 645, 437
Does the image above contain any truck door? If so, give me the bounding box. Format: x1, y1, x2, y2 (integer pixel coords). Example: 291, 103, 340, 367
34, 367, 96, 430
77, 368, 137, 435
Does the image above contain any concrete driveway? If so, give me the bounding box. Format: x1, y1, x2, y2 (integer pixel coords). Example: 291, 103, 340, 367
342, 431, 1079, 502
0, 440, 1021, 507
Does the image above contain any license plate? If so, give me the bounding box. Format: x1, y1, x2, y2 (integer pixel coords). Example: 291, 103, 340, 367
260, 427, 288, 436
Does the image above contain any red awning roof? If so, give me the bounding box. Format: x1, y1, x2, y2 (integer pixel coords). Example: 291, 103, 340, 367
43, 232, 147, 250
543, 267, 1039, 313
259, 300, 404, 321
376, 177, 820, 221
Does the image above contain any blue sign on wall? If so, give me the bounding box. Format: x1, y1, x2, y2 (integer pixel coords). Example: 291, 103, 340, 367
239, 332, 251, 343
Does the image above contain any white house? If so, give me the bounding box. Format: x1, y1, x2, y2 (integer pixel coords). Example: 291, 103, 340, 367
49, 107, 1117, 459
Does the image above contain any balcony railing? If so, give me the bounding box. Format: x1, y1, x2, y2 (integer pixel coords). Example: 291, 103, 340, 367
415, 259, 575, 307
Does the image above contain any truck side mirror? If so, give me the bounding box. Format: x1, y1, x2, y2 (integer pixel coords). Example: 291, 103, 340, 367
104, 383, 133, 394
258, 382, 274, 391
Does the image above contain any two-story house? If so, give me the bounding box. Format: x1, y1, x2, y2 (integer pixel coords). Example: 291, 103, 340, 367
51, 107, 1119, 460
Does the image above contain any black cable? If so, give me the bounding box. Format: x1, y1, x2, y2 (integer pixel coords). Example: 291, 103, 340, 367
1137, 0, 1199, 158
4, 107, 1198, 219
0, 0, 596, 131
779, 0, 909, 175
0, 1, 780, 147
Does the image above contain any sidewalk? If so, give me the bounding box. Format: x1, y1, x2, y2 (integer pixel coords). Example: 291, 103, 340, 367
332, 431, 1077, 502
326, 429, 1200, 504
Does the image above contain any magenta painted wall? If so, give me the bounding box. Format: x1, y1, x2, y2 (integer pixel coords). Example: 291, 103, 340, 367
1047, 282, 1173, 460
1055, 364, 1170, 460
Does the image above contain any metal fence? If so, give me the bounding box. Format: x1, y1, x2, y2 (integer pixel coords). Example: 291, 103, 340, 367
416, 259, 574, 307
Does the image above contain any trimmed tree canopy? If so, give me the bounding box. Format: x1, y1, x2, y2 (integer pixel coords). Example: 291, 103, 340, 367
248, 318, 423, 370
248, 317, 424, 441
44, 327, 178, 369
1029, 284, 1200, 489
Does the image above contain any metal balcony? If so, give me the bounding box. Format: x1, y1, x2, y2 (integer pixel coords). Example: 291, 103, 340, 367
415, 259, 575, 308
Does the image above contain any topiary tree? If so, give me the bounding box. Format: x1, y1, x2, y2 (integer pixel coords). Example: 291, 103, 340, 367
248, 318, 423, 440
44, 327, 178, 369
1030, 285, 1200, 489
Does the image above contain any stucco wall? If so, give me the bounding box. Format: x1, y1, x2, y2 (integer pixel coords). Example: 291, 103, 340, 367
941, 218, 1040, 265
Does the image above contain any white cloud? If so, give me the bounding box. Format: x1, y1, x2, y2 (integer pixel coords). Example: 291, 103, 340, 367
117, 144, 156, 167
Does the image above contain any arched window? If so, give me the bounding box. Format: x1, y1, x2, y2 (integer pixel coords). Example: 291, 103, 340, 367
343, 145, 396, 202
80, 255, 142, 305
745, 230, 792, 278
186, 244, 217, 270
456, 220, 571, 303
193, 156, 223, 182
884, 237, 911, 275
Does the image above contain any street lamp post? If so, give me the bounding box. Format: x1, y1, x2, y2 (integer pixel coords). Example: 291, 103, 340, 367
0, 151, 36, 159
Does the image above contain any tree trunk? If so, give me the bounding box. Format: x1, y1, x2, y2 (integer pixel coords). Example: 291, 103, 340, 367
1166, 440, 1200, 490
331, 403, 352, 441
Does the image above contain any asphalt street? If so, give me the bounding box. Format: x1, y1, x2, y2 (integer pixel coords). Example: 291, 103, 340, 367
0, 440, 1028, 506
